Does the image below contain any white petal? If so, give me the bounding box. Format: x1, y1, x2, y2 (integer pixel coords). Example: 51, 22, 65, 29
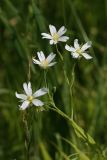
32, 99, 44, 106
72, 52, 79, 58
15, 92, 27, 100
37, 51, 45, 61
41, 33, 52, 39
28, 82, 32, 96
48, 62, 57, 67
58, 36, 69, 42
65, 44, 75, 52
49, 25, 57, 36
81, 41, 92, 51
33, 88, 48, 98
46, 53, 56, 63
82, 52, 92, 59
19, 100, 30, 110
23, 82, 32, 96
53, 41, 58, 44
74, 39, 80, 49
58, 26, 67, 36
50, 40, 54, 45
33, 58, 41, 65
23, 83, 29, 95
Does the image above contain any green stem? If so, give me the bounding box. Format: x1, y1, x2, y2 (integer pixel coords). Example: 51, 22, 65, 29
56, 44, 63, 61
43, 70, 52, 99
43, 70, 48, 88
28, 56, 31, 82
55, 43, 75, 118
48, 97, 96, 145
63, 61, 76, 118
22, 112, 30, 160
69, 61, 76, 119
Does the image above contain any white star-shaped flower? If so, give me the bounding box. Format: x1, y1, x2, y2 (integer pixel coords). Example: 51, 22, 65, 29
33, 51, 56, 69
65, 39, 92, 60
41, 25, 69, 45
15, 82, 48, 110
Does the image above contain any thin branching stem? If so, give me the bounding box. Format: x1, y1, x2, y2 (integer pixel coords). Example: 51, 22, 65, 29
43, 70, 48, 88
48, 95, 96, 146
56, 44, 63, 61
28, 56, 31, 82
22, 111, 30, 160
69, 61, 77, 119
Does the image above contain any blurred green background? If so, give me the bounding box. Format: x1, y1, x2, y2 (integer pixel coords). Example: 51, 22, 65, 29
0, 0, 107, 159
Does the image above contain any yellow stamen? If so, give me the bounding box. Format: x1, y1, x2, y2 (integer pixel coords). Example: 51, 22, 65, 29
27, 96, 33, 102
41, 59, 49, 69
76, 48, 82, 54
53, 33, 59, 41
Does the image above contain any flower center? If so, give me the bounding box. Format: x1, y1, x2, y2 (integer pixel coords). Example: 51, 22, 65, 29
76, 48, 82, 54
53, 33, 59, 41
27, 96, 33, 103
41, 59, 49, 69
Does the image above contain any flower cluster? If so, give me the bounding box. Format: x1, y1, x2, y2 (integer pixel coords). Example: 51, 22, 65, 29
16, 24, 92, 110
41, 24, 92, 60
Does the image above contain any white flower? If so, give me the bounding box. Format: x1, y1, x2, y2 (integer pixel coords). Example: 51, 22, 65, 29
33, 51, 56, 69
41, 25, 69, 45
15, 82, 48, 110
65, 39, 92, 60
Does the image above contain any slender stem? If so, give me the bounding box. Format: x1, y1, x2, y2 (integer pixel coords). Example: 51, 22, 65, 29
37, 70, 44, 89
63, 60, 76, 119
28, 56, 31, 82
43, 70, 48, 88
48, 97, 96, 145
56, 44, 63, 61
69, 61, 76, 119
55, 43, 75, 117
43, 70, 52, 99
22, 111, 30, 160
